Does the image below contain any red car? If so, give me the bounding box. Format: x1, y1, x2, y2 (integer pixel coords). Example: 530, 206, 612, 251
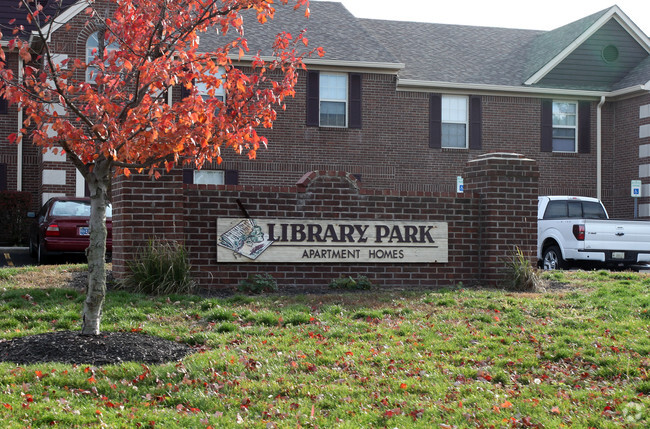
29, 197, 113, 264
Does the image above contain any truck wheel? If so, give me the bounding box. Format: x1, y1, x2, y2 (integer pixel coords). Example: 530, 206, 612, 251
542, 245, 566, 270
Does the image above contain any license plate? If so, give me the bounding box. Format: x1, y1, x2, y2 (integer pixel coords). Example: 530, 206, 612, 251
79, 227, 90, 236
612, 251, 625, 259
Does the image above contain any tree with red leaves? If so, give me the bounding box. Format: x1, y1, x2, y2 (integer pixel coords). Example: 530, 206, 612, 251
0, 0, 321, 335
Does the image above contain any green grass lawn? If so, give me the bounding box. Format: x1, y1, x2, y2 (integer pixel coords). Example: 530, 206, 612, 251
1, 266, 650, 428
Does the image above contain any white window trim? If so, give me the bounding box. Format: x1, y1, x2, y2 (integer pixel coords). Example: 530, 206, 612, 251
319, 72, 348, 128
441, 94, 469, 149
552, 100, 578, 153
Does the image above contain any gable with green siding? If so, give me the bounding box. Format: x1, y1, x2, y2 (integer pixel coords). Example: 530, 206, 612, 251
537, 19, 649, 91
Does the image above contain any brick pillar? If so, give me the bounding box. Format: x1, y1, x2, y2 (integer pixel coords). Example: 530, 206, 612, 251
464, 153, 538, 286
112, 169, 185, 281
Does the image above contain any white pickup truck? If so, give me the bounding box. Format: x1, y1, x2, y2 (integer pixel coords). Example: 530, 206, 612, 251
538, 196, 650, 270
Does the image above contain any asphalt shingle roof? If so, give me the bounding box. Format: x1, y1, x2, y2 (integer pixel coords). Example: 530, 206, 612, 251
360, 19, 543, 86
199, 1, 401, 65
2, 0, 648, 92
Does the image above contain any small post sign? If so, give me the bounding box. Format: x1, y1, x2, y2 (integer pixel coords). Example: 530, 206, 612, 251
632, 180, 642, 219
631, 180, 642, 197
456, 176, 464, 194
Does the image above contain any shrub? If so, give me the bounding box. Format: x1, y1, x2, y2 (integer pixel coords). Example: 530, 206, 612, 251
0, 191, 32, 246
503, 246, 543, 292
237, 273, 278, 294
328, 275, 373, 290
122, 240, 195, 295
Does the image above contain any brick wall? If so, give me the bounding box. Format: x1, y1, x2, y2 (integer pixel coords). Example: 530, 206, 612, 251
113, 153, 538, 292
606, 93, 650, 218
204, 72, 599, 198
465, 153, 539, 284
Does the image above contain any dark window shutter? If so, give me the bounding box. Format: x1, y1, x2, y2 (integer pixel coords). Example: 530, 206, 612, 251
182, 169, 193, 184
224, 170, 239, 185
348, 73, 362, 129
578, 101, 591, 154
306, 71, 319, 126
469, 95, 482, 150
0, 163, 6, 191
429, 94, 442, 149
180, 80, 193, 100
540, 99, 553, 152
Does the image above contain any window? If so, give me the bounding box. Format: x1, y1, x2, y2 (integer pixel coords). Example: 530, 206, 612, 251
541, 100, 590, 154
196, 67, 226, 103
543, 201, 567, 219
429, 94, 481, 149
182, 169, 238, 185
193, 170, 224, 185
552, 101, 577, 152
306, 72, 361, 129
86, 31, 119, 82
442, 95, 468, 148
543, 200, 607, 219
319, 73, 347, 127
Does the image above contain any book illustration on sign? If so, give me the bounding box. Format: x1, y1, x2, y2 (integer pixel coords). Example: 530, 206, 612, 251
218, 219, 274, 260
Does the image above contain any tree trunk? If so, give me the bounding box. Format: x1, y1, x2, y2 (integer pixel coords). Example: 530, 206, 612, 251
81, 160, 111, 335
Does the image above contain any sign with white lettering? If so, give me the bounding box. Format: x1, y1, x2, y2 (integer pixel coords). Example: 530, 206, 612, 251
217, 218, 448, 263
631, 180, 642, 198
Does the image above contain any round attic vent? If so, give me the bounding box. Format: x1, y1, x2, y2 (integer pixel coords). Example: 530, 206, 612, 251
602, 45, 619, 63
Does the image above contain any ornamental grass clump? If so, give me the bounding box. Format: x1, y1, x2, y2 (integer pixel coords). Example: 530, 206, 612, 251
503, 246, 543, 292
123, 240, 195, 295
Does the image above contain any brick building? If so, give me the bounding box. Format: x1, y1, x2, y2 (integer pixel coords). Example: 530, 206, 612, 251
1, 1, 650, 288
1, 1, 649, 216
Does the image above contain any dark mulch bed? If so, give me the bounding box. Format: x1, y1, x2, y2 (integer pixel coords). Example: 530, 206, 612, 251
0, 330, 192, 365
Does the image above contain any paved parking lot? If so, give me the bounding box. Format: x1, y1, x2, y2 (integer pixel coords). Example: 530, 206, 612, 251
0, 248, 32, 267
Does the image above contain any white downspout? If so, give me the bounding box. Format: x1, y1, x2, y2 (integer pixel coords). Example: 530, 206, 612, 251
16, 57, 24, 191
597, 95, 606, 200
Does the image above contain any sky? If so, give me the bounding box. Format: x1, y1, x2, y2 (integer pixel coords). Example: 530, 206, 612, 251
315, 0, 650, 37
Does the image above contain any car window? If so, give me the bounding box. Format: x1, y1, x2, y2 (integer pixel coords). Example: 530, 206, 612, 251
543, 201, 567, 219
568, 201, 582, 218
583, 202, 607, 219
51, 201, 91, 217
48, 200, 112, 218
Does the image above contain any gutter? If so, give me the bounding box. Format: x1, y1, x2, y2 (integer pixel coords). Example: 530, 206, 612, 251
17, 57, 23, 192
597, 96, 606, 200
397, 79, 605, 98
229, 54, 405, 73
398, 79, 650, 100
